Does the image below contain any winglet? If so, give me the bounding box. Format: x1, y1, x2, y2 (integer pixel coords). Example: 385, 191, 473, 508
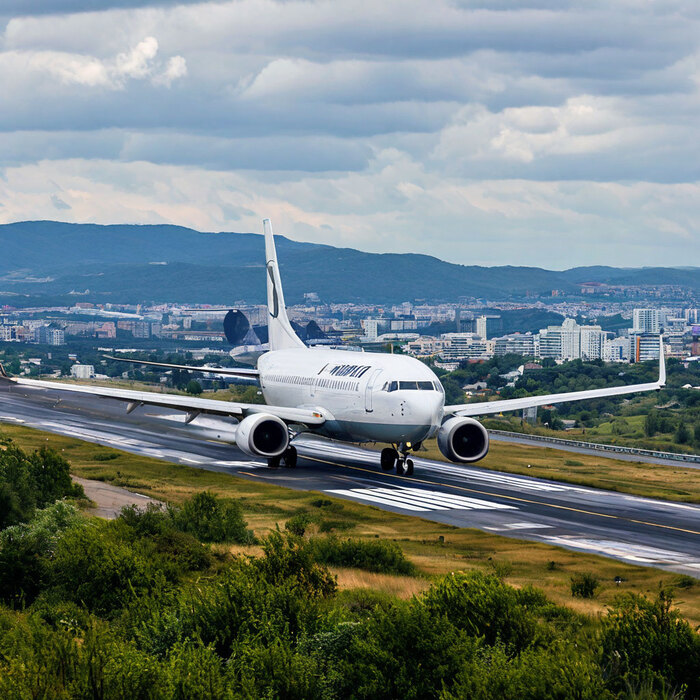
262, 219, 305, 351
0, 362, 8, 379
658, 335, 666, 388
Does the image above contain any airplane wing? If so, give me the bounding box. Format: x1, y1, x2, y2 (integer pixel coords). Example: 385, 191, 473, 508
445, 337, 666, 418
0, 367, 324, 426
102, 355, 260, 379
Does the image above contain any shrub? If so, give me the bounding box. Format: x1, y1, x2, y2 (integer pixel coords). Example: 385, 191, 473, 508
285, 512, 314, 537
0, 502, 84, 606
93, 452, 120, 461
0, 444, 84, 529
571, 572, 600, 599
601, 591, 700, 697
169, 491, 254, 544
443, 642, 610, 700
309, 536, 417, 576
51, 521, 164, 615
422, 572, 544, 651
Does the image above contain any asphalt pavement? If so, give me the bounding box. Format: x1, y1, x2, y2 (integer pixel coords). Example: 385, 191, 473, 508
0, 382, 698, 577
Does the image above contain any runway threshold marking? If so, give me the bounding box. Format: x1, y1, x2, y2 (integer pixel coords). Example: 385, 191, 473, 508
302, 455, 700, 537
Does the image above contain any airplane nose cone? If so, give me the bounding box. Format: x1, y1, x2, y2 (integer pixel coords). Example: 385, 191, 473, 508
405, 392, 443, 428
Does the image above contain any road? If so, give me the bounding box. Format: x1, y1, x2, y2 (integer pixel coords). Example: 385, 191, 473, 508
0, 382, 699, 577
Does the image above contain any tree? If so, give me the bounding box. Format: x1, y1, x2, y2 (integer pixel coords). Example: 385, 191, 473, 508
674, 421, 690, 445
644, 411, 658, 437
185, 379, 203, 395
695, 423, 700, 447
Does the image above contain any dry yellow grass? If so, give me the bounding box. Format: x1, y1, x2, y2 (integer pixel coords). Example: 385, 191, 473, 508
330, 567, 430, 599
2, 421, 699, 626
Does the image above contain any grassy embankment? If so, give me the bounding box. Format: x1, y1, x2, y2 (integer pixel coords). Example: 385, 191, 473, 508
1, 420, 699, 626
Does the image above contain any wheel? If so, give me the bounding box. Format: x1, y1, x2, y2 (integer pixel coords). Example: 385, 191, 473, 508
395, 458, 405, 475
380, 447, 397, 471
282, 446, 297, 468
267, 455, 281, 469
405, 458, 414, 476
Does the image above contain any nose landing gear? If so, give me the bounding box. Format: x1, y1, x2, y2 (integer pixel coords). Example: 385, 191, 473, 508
380, 444, 415, 476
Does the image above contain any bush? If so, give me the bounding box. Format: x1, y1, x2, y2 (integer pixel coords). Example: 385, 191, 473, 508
169, 491, 254, 544
443, 642, 610, 700
422, 572, 545, 652
50, 521, 164, 615
285, 512, 314, 537
601, 591, 700, 697
309, 536, 417, 576
0, 444, 84, 529
570, 572, 600, 598
0, 502, 84, 606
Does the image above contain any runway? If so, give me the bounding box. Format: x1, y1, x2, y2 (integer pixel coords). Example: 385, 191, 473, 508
1, 382, 699, 577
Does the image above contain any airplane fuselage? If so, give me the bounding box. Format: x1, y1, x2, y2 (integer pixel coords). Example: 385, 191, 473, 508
257, 347, 445, 445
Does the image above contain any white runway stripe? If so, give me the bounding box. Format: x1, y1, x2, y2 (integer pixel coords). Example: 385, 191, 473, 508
327, 487, 517, 512
327, 489, 431, 512
394, 487, 515, 510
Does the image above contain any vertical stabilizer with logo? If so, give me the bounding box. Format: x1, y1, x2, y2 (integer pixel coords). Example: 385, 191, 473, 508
263, 219, 305, 351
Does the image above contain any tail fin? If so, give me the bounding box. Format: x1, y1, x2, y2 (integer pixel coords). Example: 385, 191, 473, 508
263, 219, 305, 351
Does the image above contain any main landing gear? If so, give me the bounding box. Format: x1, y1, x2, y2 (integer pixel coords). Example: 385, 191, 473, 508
380, 444, 415, 476
267, 445, 297, 469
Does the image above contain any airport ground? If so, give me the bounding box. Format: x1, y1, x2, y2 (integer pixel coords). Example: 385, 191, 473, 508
0, 384, 699, 625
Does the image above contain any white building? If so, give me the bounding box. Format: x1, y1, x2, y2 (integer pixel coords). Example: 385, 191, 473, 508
440, 333, 490, 360
579, 325, 606, 360
603, 336, 630, 362
361, 319, 379, 341
70, 364, 95, 379
633, 308, 660, 333
493, 333, 537, 357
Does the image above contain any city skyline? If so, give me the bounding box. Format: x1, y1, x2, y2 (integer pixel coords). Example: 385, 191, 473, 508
1, 1, 699, 268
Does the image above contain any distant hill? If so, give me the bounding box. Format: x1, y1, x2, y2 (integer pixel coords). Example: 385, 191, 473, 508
0, 221, 697, 305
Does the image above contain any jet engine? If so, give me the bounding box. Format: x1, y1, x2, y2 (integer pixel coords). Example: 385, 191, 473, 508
235, 414, 289, 458
437, 416, 489, 463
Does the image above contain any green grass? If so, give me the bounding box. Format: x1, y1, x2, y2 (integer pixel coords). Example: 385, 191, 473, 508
1, 420, 699, 626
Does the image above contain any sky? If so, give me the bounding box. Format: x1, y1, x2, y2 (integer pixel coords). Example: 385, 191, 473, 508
0, 0, 699, 268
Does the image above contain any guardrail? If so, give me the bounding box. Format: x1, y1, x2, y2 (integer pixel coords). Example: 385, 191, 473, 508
488, 429, 700, 464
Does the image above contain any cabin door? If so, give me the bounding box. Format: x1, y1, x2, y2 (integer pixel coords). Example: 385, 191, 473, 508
364, 368, 382, 412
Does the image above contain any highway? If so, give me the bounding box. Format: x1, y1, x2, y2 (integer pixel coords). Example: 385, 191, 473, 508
0, 382, 699, 577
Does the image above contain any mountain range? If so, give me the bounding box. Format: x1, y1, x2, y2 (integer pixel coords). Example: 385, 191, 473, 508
0, 221, 697, 305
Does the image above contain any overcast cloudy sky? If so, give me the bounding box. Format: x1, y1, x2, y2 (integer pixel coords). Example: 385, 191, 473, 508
1, 1, 699, 267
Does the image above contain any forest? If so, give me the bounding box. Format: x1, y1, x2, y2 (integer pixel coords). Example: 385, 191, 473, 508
1, 436, 699, 699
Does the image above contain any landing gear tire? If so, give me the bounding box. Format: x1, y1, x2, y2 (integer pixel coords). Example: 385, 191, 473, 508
282, 446, 297, 469
395, 458, 405, 476
405, 458, 414, 476
381, 448, 398, 471
267, 455, 281, 469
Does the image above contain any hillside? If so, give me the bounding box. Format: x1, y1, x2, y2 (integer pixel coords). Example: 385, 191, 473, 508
0, 221, 697, 304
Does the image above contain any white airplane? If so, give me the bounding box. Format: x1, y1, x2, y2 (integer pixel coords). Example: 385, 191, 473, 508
0, 220, 666, 476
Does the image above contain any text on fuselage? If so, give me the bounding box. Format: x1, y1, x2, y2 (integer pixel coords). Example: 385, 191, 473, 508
323, 364, 372, 378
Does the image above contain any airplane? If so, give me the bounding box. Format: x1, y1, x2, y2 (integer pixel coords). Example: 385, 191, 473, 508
0, 219, 666, 476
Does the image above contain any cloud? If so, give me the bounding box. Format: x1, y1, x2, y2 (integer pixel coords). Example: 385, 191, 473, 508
0, 0, 698, 267
2, 36, 186, 90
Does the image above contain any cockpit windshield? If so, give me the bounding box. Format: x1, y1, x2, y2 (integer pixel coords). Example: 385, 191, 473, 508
382, 380, 442, 392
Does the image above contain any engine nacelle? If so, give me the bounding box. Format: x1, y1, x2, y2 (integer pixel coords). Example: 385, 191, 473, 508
235, 413, 289, 458
437, 416, 489, 463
